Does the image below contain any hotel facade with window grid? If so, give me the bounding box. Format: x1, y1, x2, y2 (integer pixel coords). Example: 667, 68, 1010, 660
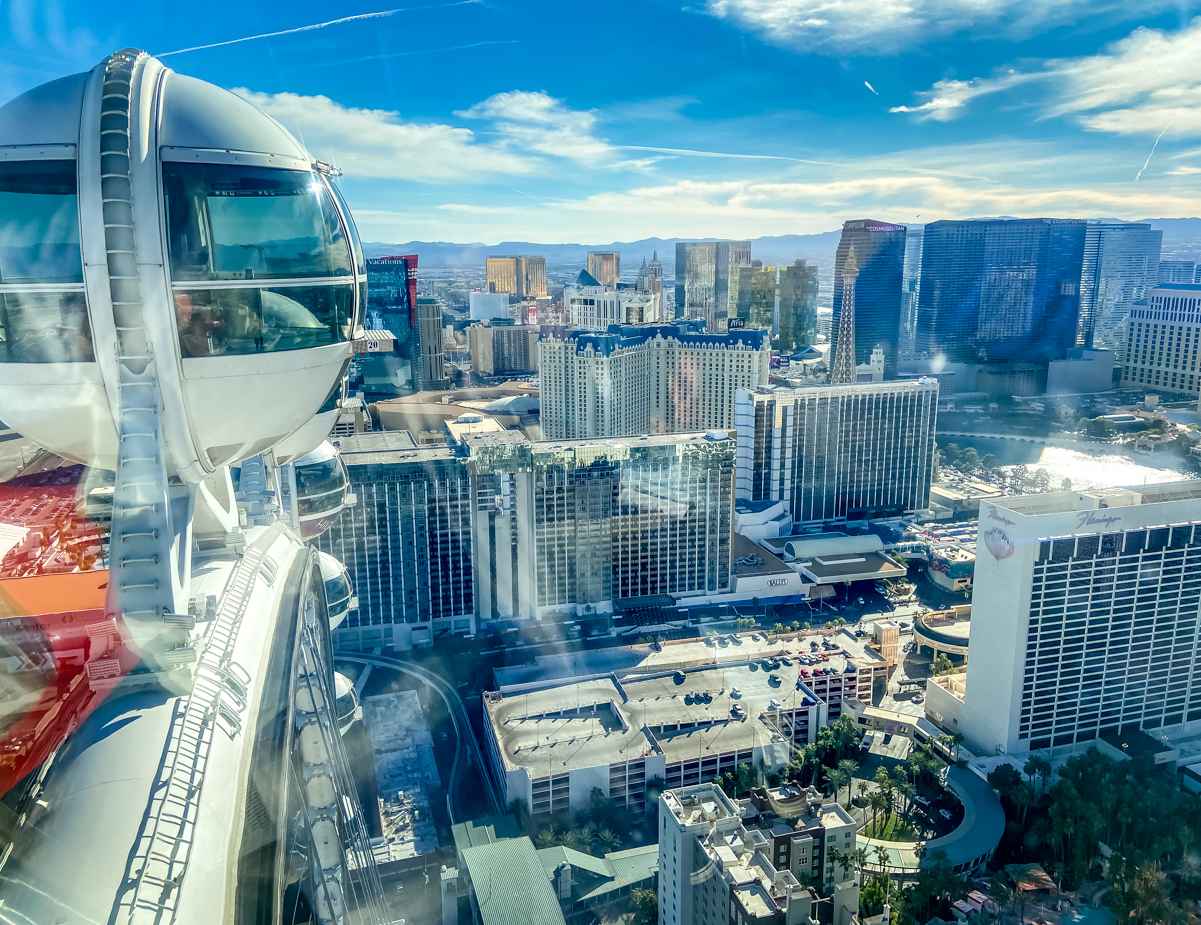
466, 430, 736, 623
314, 434, 475, 651
734, 379, 938, 525
959, 482, 1201, 755
1120, 284, 1201, 396
538, 322, 770, 440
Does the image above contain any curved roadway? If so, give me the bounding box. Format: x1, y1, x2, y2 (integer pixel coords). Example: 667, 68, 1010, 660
859, 764, 1004, 878
338, 654, 502, 824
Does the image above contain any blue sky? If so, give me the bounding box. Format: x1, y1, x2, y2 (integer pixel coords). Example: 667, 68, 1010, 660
3, 0, 1201, 242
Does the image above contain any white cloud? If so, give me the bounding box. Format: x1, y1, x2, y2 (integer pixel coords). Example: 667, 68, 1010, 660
888, 71, 1038, 122
702, 0, 1168, 53
457, 90, 612, 164
233, 89, 537, 182
891, 18, 1201, 136
1166, 165, 1201, 176
349, 169, 1201, 244
1047, 20, 1201, 120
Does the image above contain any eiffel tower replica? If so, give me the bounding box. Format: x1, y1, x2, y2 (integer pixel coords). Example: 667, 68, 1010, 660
830, 247, 859, 385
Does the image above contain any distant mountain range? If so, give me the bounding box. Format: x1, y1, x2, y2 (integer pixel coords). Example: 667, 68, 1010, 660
362, 233, 842, 270
363, 219, 1201, 270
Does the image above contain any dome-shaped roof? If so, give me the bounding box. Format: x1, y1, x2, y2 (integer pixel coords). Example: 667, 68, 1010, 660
0, 55, 310, 163
0, 72, 89, 146
158, 72, 309, 163
317, 549, 349, 583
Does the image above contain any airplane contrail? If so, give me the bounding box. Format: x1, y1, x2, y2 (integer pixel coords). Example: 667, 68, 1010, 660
1135, 127, 1168, 182
325, 39, 519, 66
157, 0, 479, 58
864, 80, 879, 96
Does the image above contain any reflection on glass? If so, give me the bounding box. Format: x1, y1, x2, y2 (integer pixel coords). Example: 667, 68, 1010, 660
329, 178, 365, 277
163, 163, 353, 282
175, 285, 353, 356
0, 160, 82, 284
0, 290, 94, 362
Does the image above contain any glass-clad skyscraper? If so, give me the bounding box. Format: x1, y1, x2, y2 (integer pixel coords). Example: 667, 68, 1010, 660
362, 255, 418, 396
778, 259, 820, 353
1079, 222, 1161, 351
917, 218, 1087, 363
830, 219, 906, 379
901, 225, 924, 360
675, 239, 751, 332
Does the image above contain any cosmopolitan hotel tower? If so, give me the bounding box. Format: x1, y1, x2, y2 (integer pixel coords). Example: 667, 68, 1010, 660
735, 379, 939, 525
950, 482, 1201, 755
539, 322, 770, 440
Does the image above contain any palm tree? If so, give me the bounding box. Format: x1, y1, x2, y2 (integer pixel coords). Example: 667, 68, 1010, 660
987, 874, 1014, 924
830, 769, 850, 804
851, 846, 870, 885
874, 846, 893, 905
837, 759, 859, 803
868, 788, 888, 833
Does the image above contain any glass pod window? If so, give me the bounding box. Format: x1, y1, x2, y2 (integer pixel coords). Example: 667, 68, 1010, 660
163, 162, 355, 356
0, 160, 93, 363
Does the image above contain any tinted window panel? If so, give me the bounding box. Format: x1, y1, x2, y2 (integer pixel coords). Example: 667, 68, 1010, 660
0, 160, 82, 284
164, 163, 353, 281
0, 291, 93, 362
175, 285, 353, 356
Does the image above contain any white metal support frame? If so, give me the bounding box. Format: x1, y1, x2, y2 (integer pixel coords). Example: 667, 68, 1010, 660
87, 49, 197, 690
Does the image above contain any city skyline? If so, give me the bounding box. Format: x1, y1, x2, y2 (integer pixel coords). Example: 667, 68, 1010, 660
7, 2, 1201, 244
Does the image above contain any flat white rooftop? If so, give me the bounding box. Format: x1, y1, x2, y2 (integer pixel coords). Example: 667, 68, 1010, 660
992, 480, 1201, 517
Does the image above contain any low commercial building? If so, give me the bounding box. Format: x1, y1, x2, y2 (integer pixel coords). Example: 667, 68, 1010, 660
659, 783, 857, 925
762, 532, 907, 590
447, 817, 657, 925
735, 499, 791, 543
541, 843, 658, 923
1046, 348, 1115, 394
913, 605, 972, 660
459, 836, 568, 925
929, 481, 1004, 518
906, 521, 978, 592
483, 627, 895, 818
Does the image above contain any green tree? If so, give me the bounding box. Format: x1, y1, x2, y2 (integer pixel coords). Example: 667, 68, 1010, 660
629, 887, 658, 925
868, 787, 888, 832
829, 768, 850, 804
1112, 862, 1187, 925
1023, 754, 1052, 797
837, 759, 859, 803
932, 652, 955, 676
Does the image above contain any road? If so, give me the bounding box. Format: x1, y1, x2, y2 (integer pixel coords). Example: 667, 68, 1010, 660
338, 653, 503, 824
